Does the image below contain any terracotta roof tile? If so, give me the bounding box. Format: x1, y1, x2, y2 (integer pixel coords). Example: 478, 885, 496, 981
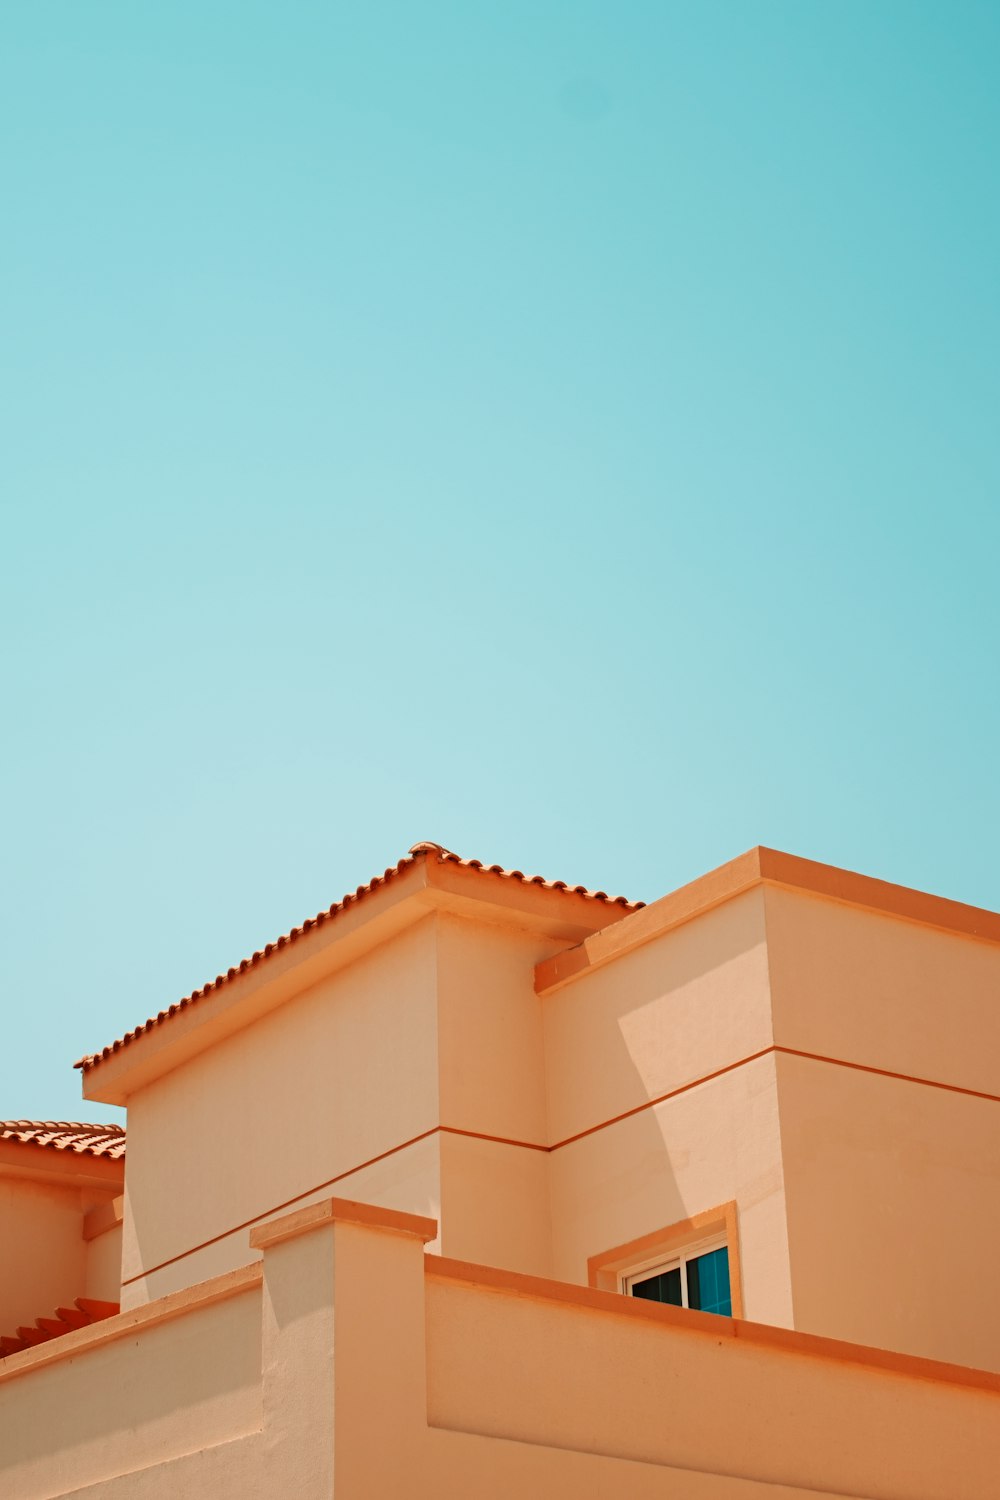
76, 842, 642, 1075
0, 1297, 120, 1360
0, 1120, 126, 1160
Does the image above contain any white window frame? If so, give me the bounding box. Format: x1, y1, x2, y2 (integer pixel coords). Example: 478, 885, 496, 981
620, 1232, 729, 1309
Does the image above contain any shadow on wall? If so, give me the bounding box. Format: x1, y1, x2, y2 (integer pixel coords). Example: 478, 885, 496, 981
543, 887, 788, 1324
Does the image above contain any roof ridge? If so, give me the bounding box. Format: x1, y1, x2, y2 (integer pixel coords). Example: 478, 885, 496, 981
76, 843, 642, 1075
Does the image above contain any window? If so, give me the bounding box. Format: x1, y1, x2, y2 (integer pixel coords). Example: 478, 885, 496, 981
623, 1237, 732, 1316
587, 1201, 742, 1319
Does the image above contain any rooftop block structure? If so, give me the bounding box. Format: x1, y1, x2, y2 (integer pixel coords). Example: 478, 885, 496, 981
2, 841, 999, 1497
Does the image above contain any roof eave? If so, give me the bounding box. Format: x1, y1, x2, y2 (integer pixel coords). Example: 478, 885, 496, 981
0, 1138, 125, 1191
82, 856, 436, 1106
534, 846, 1000, 996
422, 852, 636, 941
80, 851, 633, 1107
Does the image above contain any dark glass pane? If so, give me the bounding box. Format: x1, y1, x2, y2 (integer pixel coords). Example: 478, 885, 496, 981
687, 1247, 731, 1316
630, 1266, 682, 1305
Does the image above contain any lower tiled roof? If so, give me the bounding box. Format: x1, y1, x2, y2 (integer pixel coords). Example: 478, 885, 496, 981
0, 1121, 126, 1160
76, 841, 642, 1075
0, 1297, 120, 1360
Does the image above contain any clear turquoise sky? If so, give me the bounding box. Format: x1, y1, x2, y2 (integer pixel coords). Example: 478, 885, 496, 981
3, 3, 999, 1124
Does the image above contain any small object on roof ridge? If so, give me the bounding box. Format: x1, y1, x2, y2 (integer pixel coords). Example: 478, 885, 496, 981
408, 841, 453, 856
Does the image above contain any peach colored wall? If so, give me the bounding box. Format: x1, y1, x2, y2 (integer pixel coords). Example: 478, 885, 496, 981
85, 1220, 123, 1303
1, 1280, 261, 1500
116, 887, 794, 1321
121, 917, 440, 1305
0, 1178, 89, 1331
776, 1049, 1000, 1368
111, 871, 1000, 1369
129, 1132, 441, 1304
123, 910, 571, 1304
434, 915, 558, 1274
542, 889, 793, 1323
543, 888, 773, 1142
766, 887, 1000, 1368
425, 1259, 1000, 1500
438, 1131, 552, 1275
548, 1056, 793, 1325
436, 915, 553, 1145
765, 885, 1000, 1094
4, 1199, 996, 1500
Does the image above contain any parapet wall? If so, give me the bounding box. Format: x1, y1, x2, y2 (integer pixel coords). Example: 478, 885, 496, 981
1, 1197, 997, 1500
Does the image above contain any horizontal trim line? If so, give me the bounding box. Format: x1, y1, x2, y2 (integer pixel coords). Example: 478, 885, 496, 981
550, 1048, 774, 1149
774, 1045, 1000, 1105
551, 1045, 1000, 1150
121, 1127, 440, 1284
123, 1045, 999, 1286
439, 1124, 548, 1152
123, 1124, 546, 1284
122, 1061, 778, 1283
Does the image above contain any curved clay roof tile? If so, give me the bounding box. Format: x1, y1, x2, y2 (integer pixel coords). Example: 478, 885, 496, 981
0, 1120, 125, 1159
75, 843, 641, 1075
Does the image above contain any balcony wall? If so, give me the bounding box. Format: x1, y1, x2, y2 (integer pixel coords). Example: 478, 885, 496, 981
2, 1196, 997, 1500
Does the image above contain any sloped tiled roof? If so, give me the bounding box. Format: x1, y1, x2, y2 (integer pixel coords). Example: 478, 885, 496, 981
76, 842, 642, 1075
0, 1121, 126, 1160
0, 1296, 120, 1360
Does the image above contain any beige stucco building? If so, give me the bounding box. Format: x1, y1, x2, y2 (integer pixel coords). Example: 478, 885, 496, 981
2, 840, 998, 1497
